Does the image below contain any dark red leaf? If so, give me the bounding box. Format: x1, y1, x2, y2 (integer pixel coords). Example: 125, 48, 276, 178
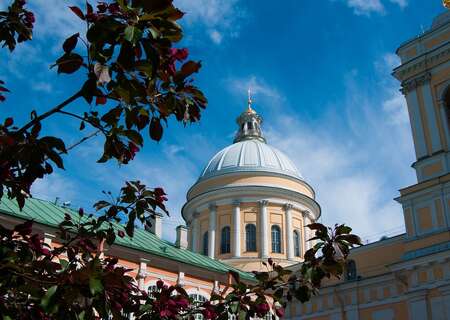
69, 6, 85, 20
4, 117, 13, 127
86, 2, 93, 14
96, 96, 107, 105
63, 33, 79, 53
55, 53, 83, 74
180, 60, 201, 76
0, 86, 10, 92
149, 117, 163, 142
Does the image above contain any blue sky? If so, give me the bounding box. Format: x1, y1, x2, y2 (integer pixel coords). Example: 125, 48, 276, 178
0, 0, 446, 242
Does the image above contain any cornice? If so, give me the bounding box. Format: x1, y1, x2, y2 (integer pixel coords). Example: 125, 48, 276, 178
394, 44, 450, 84
182, 185, 321, 222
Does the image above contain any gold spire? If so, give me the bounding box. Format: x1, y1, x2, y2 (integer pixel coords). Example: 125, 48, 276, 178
246, 88, 255, 114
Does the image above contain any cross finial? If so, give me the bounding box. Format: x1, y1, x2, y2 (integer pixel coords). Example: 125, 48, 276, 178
247, 88, 253, 112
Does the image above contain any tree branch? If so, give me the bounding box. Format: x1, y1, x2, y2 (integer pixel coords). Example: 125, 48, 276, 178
64, 130, 101, 154
17, 90, 83, 134
57, 110, 107, 135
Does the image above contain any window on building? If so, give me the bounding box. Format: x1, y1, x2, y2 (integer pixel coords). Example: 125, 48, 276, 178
189, 294, 208, 320
271, 225, 281, 253
345, 259, 357, 281
221, 226, 231, 254
294, 230, 301, 257
202, 231, 208, 256
245, 224, 257, 252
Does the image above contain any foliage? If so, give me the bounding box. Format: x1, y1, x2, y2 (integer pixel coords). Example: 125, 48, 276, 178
0, 0, 362, 319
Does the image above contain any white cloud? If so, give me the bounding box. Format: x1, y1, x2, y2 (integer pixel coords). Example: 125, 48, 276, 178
389, 0, 408, 9
346, 0, 385, 15
338, 0, 408, 16
383, 91, 409, 125
175, 0, 243, 44
31, 173, 79, 205
209, 29, 223, 44
29, 0, 85, 40
375, 53, 400, 73
31, 81, 52, 93
0, 42, 44, 78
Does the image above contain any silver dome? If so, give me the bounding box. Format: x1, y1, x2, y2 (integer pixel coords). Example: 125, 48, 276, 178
199, 139, 302, 181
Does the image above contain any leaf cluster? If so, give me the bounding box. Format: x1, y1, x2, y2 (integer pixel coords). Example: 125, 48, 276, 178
0, 0, 34, 51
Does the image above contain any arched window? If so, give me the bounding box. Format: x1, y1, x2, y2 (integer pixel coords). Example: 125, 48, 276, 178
345, 260, 357, 281
221, 226, 231, 254
245, 224, 257, 252
294, 230, 301, 257
202, 231, 208, 256
271, 225, 281, 253
189, 294, 208, 320
444, 87, 450, 132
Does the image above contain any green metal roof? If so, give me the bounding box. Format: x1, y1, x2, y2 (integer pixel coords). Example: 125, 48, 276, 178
0, 197, 254, 281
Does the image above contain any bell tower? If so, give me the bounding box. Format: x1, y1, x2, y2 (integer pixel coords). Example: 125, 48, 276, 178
393, 11, 450, 182
394, 11, 450, 239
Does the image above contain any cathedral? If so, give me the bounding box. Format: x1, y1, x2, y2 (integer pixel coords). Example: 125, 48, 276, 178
0, 9, 450, 320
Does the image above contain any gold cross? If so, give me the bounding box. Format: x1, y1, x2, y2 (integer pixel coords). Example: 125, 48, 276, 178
247, 88, 253, 111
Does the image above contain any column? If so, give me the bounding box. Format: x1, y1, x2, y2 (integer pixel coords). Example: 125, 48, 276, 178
285, 204, 294, 260
232, 201, 241, 258
303, 211, 311, 251
191, 213, 200, 252
208, 204, 217, 259
259, 200, 269, 258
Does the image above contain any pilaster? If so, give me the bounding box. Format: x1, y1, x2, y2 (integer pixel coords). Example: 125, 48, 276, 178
191, 212, 200, 252
232, 201, 241, 258
208, 204, 217, 259
259, 200, 269, 258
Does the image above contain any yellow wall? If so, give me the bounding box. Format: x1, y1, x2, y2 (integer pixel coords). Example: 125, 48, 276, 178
188, 174, 314, 199
417, 207, 433, 231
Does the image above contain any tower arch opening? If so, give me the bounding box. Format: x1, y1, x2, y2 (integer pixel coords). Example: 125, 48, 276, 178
444, 87, 450, 134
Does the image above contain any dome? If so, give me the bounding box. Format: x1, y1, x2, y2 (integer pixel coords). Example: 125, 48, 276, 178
199, 139, 302, 181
